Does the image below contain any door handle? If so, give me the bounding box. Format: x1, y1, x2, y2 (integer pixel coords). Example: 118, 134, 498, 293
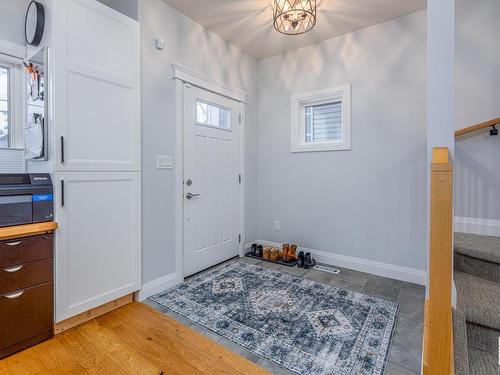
186, 192, 200, 200
61, 180, 65, 207
60, 136, 65, 163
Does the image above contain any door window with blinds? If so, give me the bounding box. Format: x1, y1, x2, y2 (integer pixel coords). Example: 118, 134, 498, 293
196, 100, 231, 130
291, 85, 351, 152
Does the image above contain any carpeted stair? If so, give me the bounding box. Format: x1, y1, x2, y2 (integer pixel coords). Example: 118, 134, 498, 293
454, 232, 500, 375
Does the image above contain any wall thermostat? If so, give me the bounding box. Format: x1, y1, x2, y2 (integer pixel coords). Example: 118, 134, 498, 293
154, 38, 165, 50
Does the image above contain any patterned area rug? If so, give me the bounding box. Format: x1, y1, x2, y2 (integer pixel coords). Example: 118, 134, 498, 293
150, 261, 398, 375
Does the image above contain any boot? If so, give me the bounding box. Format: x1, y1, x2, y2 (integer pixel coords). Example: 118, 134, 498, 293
251, 243, 257, 255
303, 252, 316, 269
289, 244, 297, 261
282, 244, 289, 263
297, 251, 305, 268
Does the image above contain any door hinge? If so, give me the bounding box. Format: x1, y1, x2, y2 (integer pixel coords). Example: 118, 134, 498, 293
239, 113, 242, 124
239, 234, 241, 243
238, 174, 241, 184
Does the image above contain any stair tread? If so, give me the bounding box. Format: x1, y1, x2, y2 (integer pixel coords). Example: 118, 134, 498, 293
468, 349, 497, 375
455, 271, 500, 330
455, 232, 500, 264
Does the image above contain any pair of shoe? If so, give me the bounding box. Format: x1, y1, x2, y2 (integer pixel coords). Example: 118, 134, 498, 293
250, 244, 264, 257
297, 251, 316, 269
282, 244, 297, 263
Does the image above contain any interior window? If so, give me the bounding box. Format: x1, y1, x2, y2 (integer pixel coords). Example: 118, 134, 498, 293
0, 66, 9, 148
196, 100, 231, 129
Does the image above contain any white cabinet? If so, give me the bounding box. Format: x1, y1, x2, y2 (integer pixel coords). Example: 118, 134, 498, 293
53, 0, 140, 172
54, 172, 141, 321
51, 0, 142, 322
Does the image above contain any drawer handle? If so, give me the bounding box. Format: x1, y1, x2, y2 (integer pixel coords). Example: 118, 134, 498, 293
5, 241, 22, 246
4, 265, 23, 273
4, 291, 24, 299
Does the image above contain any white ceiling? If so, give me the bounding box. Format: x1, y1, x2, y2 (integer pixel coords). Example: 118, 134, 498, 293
161, 0, 427, 59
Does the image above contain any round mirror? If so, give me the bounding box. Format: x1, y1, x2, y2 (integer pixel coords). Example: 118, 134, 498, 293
25, 1, 45, 47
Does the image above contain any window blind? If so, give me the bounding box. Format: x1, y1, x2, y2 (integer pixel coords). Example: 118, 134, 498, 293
305, 101, 342, 142
196, 100, 231, 129
0, 66, 9, 148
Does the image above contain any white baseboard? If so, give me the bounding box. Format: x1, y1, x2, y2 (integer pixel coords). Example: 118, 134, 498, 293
245, 240, 426, 286
454, 216, 500, 237
135, 272, 179, 302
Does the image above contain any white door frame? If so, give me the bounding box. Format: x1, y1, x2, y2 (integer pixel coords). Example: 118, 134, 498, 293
172, 63, 246, 284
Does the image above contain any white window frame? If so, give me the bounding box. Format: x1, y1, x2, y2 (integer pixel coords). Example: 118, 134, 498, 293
0, 45, 25, 150
291, 84, 351, 153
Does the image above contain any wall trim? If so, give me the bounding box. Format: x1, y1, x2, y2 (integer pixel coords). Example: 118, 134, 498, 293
135, 273, 178, 302
454, 216, 500, 237
245, 240, 427, 286
0, 38, 25, 60
171, 63, 247, 103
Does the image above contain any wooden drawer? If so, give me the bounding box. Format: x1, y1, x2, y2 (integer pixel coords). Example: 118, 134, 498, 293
0, 234, 53, 269
0, 282, 53, 358
0, 258, 53, 295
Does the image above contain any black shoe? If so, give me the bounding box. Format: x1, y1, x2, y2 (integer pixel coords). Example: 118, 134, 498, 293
297, 251, 305, 268
304, 252, 316, 269
251, 243, 257, 255
257, 245, 264, 258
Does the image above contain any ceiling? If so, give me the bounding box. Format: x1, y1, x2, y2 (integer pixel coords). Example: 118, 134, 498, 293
161, 0, 427, 59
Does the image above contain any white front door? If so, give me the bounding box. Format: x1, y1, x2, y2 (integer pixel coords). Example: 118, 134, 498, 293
183, 85, 242, 276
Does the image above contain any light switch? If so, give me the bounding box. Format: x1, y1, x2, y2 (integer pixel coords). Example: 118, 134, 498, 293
157, 155, 173, 169
274, 221, 280, 231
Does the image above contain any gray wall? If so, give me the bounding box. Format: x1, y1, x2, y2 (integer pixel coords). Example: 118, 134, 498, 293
455, 0, 500, 220
139, 0, 258, 283
0, 0, 28, 45
255, 12, 427, 270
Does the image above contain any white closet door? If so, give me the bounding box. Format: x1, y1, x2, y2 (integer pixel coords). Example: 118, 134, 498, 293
53, 0, 140, 171
54, 172, 141, 322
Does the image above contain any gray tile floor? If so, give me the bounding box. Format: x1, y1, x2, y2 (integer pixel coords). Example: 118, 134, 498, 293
145, 257, 425, 375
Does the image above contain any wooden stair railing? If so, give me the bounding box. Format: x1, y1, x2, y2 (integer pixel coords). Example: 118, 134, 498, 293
423, 147, 454, 375
455, 117, 499, 137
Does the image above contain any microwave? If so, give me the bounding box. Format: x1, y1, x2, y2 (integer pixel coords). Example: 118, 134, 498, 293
0, 173, 53, 228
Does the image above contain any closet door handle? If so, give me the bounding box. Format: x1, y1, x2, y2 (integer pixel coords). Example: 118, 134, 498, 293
61, 180, 65, 207
3, 265, 23, 273
5, 241, 22, 246
60, 136, 65, 163
4, 291, 24, 299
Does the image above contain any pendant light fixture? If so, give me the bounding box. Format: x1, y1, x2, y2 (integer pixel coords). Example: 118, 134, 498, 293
273, 0, 317, 35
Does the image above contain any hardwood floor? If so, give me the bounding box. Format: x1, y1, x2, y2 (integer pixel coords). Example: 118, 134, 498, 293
0, 302, 271, 375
